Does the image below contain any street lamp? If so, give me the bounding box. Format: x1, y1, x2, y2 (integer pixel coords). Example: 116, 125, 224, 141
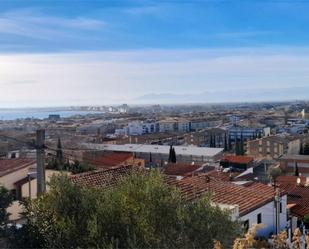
27, 169, 37, 199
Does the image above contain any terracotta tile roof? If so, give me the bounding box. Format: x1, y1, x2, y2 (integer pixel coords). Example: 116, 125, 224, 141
170, 174, 279, 216
70, 166, 279, 217
0, 159, 36, 177
163, 163, 202, 176
87, 152, 133, 169
69, 165, 137, 188
222, 155, 254, 165
276, 176, 309, 217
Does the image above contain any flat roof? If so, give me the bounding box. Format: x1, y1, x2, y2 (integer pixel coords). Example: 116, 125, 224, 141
84, 143, 223, 158
280, 155, 309, 161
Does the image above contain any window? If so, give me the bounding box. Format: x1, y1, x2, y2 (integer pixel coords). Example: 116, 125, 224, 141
257, 213, 262, 224
280, 203, 282, 213
243, 220, 249, 232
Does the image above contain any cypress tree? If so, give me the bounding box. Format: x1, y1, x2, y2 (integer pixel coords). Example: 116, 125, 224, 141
295, 162, 299, 177
224, 134, 228, 151
240, 133, 244, 156
235, 139, 240, 156
300, 143, 304, 155
228, 134, 232, 150
56, 138, 64, 170
171, 148, 177, 163
209, 135, 213, 148
168, 145, 173, 163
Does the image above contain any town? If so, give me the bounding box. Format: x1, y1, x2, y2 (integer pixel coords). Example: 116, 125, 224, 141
1, 101, 309, 248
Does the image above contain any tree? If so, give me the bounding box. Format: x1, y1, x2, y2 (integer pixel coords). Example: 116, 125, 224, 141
56, 138, 64, 170
224, 134, 228, 151
171, 148, 177, 163
295, 162, 299, 177
209, 135, 213, 147
300, 143, 304, 155
240, 133, 245, 156
0, 186, 14, 235
11, 171, 241, 249
213, 135, 217, 148
168, 145, 173, 163
267, 166, 282, 184
303, 143, 309, 155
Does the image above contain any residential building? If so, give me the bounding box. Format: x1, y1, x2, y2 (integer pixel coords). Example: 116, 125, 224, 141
228, 126, 271, 142
159, 118, 191, 133
70, 166, 288, 237
247, 134, 301, 159
183, 128, 228, 148
190, 118, 222, 131
127, 121, 158, 135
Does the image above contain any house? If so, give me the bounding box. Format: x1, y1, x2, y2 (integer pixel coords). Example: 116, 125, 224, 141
276, 176, 309, 231
171, 175, 288, 238
70, 165, 288, 238
0, 159, 36, 192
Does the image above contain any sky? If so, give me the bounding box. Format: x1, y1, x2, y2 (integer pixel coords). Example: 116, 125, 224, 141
1, 0, 309, 107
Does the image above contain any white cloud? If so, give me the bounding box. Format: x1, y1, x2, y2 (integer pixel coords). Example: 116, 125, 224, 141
0, 9, 106, 40
0, 47, 309, 107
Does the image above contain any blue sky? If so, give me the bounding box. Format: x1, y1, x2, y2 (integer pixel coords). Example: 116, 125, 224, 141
1, 0, 309, 107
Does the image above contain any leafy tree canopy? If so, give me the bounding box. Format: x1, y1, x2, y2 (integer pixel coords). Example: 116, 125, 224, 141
12, 171, 241, 249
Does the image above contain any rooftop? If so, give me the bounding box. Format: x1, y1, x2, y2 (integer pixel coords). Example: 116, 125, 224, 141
88, 152, 133, 168
83, 143, 223, 158
70, 165, 136, 188
222, 155, 254, 165
170, 174, 280, 216
0, 159, 36, 177
163, 163, 203, 176
276, 176, 309, 217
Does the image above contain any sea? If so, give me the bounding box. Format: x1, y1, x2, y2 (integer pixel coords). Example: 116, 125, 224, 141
0, 108, 103, 121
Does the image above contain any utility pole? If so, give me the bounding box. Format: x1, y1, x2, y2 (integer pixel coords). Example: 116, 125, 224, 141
36, 129, 46, 196
275, 188, 281, 235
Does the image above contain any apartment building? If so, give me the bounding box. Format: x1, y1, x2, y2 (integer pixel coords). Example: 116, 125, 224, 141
184, 128, 228, 148
228, 126, 271, 142
127, 121, 158, 135
159, 118, 191, 133
247, 135, 300, 159
190, 118, 222, 131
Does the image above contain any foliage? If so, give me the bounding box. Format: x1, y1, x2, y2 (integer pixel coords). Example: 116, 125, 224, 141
304, 215, 309, 224
168, 145, 177, 163
0, 186, 14, 235
47, 159, 94, 174
11, 171, 241, 249
233, 224, 268, 249
267, 166, 282, 183
272, 230, 288, 249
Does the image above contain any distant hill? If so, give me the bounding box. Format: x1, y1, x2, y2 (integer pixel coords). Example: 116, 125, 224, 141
134, 86, 309, 104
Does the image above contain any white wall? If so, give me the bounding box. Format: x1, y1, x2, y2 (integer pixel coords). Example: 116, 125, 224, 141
240, 195, 288, 238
